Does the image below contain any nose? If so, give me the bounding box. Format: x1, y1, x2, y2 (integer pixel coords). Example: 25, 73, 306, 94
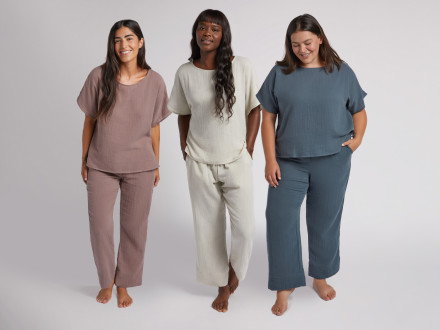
299, 44, 307, 53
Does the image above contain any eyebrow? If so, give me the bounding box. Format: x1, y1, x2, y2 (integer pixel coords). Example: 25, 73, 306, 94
114, 34, 134, 39
291, 39, 312, 44
199, 22, 222, 28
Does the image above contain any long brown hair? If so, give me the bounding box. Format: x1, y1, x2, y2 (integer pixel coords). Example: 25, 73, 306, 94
98, 19, 151, 119
277, 14, 342, 74
189, 9, 235, 120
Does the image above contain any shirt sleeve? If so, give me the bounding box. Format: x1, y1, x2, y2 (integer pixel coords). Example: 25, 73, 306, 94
243, 59, 260, 116
152, 77, 172, 127
77, 67, 100, 119
256, 66, 279, 114
346, 67, 367, 114
168, 68, 191, 115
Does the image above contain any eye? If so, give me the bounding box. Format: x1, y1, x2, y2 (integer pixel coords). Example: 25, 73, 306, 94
305, 43, 311, 46
292, 44, 298, 48
114, 40, 120, 43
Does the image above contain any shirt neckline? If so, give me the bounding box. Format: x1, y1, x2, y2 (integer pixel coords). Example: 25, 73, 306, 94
191, 56, 236, 71
117, 69, 151, 86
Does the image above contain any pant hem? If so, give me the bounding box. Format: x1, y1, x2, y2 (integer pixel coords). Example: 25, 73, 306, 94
114, 280, 142, 288
308, 266, 340, 280
268, 275, 306, 291
196, 271, 229, 287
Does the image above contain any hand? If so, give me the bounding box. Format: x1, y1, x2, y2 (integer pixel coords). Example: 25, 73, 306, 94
181, 145, 187, 161
342, 137, 362, 152
246, 146, 253, 158
81, 163, 88, 184
154, 168, 160, 187
265, 159, 281, 187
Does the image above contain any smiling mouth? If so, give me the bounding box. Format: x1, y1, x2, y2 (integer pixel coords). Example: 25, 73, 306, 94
120, 50, 132, 55
201, 39, 213, 44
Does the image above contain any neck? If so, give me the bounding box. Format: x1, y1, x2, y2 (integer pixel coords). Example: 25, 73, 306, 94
119, 60, 140, 78
197, 51, 217, 69
301, 59, 325, 68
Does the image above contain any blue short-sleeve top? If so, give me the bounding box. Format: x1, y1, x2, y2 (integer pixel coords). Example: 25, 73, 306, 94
256, 62, 366, 158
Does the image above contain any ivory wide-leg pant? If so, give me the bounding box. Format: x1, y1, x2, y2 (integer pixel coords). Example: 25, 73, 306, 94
86, 168, 155, 288
186, 152, 255, 287
266, 146, 352, 290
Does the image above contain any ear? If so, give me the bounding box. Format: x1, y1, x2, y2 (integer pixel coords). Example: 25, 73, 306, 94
139, 38, 144, 48
318, 36, 323, 45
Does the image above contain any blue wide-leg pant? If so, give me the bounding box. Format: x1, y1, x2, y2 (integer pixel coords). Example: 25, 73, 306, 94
266, 146, 352, 290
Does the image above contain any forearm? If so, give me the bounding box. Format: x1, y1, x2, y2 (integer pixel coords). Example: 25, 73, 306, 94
246, 106, 261, 154
82, 115, 96, 163
178, 114, 191, 152
261, 109, 277, 163
151, 124, 160, 162
352, 109, 367, 141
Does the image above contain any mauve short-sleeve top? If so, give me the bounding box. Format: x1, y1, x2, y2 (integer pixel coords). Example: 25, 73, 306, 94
77, 66, 171, 173
257, 62, 366, 158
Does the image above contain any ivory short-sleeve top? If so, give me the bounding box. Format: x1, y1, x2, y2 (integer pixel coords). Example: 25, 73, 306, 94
168, 56, 260, 164
256, 62, 367, 158
77, 66, 171, 173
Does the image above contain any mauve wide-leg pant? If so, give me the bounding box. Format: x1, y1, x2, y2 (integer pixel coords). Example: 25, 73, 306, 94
266, 146, 352, 291
86, 168, 155, 288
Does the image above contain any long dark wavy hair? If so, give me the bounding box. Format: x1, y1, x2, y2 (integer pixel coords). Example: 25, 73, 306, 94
98, 19, 151, 119
189, 9, 235, 120
277, 14, 342, 74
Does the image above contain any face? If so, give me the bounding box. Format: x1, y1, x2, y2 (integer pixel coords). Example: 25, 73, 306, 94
290, 30, 322, 67
114, 26, 144, 63
195, 21, 222, 53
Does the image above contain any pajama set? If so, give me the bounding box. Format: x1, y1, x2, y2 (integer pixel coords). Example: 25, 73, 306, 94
77, 66, 171, 288
257, 62, 366, 290
168, 56, 260, 286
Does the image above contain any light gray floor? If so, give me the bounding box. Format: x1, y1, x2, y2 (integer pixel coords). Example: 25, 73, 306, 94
1, 208, 438, 330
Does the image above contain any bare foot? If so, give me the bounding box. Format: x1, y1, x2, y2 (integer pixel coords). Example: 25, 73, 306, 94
272, 288, 294, 316
212, 285, 231, 312
313, 279, 336, 301
228, 263, 239, 294
117, 287, 133, 308
96, 282, 114, 304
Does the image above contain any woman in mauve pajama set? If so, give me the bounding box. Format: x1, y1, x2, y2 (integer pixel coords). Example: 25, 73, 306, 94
77, 19, 170, 308
258, 14, 367, 316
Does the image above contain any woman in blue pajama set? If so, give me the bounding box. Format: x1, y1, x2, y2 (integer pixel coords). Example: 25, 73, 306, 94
257, 14, 368, 316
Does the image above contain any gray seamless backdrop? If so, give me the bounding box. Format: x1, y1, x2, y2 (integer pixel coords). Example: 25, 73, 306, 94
1, 0, 439, 329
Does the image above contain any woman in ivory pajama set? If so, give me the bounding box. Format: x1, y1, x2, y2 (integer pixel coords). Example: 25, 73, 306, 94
258, 14, 367, 316
168, 9, 260, 312
78, 20, 170, 307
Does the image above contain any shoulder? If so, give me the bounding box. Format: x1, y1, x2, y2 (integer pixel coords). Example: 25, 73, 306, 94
88, 65, 103, 81
338, 61, 356, 76
264, 64, 284, 79
147, 69, 165, 85
233, 56, 254, 70
80, 65, 102, 90
145, 70, 167, 94
174, 62, 194, 77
